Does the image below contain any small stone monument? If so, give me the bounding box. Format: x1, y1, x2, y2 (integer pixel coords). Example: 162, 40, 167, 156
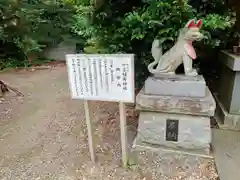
133, 19, 216, 157
215, 50, 240, 130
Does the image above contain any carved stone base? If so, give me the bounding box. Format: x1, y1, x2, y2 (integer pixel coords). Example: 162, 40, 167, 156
135, 111, 211, 156
214, 93, 240, 131
130, 140, 213, 179
135, 83, 216, 157
136, 86, 216, 116
145, 75, 206, 97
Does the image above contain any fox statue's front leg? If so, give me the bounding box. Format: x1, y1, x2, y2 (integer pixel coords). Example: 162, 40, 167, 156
183, 54, 198, 76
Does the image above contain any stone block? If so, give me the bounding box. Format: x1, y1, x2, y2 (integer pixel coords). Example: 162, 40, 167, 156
144, 75, 206, 97
129, 141, 213, 179
44, 41, 76, 61
219, 50, 240, 71
212, 129, 240, 180
129, 144, 214, 180
214, 93, 240, 131
136, 86, 216, 116
135, 111, 211, 156
218, 60, 240, 115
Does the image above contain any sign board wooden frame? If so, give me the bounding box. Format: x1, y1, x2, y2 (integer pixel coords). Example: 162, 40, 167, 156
66, 54, 135, 103
66, 54, 135, 167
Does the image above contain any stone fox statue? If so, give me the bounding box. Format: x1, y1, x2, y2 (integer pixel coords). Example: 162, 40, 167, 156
148, 19, 203, 76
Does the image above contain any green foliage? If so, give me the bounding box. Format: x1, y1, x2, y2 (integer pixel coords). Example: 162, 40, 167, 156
0, 0, 237, 89
0, 0, 77, 70
71, 0, 234, 86
190, 0, 236, 48
199, 14, 235, 47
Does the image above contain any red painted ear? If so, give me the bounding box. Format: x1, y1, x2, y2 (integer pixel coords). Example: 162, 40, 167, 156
196, 19, 203, 28
186, 19, 196, 29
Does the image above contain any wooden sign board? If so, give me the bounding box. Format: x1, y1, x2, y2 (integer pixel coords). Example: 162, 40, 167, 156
66, 54, 135, 103
66, 54, 135, 167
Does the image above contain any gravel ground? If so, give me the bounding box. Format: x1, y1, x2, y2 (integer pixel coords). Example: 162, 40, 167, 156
0, 65, 219, 180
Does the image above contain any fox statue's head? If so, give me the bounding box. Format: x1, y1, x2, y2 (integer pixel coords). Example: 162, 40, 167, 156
180, 19, 204, 42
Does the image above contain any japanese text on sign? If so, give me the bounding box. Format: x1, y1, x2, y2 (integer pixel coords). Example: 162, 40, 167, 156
66, 54, 135, 103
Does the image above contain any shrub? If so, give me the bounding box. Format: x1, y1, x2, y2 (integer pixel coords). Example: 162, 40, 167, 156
72, 0, 235, 87
0, 0, 76, 69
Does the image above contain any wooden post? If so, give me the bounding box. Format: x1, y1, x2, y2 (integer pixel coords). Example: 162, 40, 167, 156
119, 102, 128, 167
84, 100, 96, 163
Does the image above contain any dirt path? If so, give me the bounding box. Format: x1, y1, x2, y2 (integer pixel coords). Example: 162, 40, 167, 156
0, 66, 140, 180
0, 66, 218, 180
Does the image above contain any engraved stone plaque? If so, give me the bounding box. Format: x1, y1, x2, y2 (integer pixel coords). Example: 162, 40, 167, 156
166, 119, 179, 142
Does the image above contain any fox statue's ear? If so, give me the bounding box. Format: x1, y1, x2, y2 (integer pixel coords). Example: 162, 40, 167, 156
185, 19, 195, 28
196, 19, 203, 28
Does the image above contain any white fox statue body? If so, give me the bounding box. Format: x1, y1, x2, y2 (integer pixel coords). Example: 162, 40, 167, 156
148, 19, 203, 77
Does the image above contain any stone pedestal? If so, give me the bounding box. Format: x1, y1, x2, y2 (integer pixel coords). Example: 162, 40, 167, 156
215, 50, 240, 130
133, 75, 216, 157
129, 142, 214, 178
145, 75, 206, 97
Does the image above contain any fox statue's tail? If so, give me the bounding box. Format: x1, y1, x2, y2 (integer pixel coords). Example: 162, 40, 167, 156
148, 39, 171, 74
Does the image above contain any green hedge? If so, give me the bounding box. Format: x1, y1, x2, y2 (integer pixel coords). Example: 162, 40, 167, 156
0, 0, 77, 69
71, 0, 235, 86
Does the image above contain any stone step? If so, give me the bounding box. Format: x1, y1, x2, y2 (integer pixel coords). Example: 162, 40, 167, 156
212, 129, 240, 180
129, 140, 214, 179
